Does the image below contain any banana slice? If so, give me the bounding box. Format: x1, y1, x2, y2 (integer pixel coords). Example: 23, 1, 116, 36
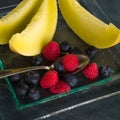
9, 0, 58, 56
0, 0, 43, 44
58, 0, 120, 48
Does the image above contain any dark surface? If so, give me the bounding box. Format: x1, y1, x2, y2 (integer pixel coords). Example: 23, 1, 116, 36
1, 82, 120, 120
97, 0, 120, 27
1, 0, 120, 120
0, 0, 21, 7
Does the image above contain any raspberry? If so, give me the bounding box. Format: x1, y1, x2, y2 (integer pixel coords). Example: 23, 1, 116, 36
50, 80, 71, 94
42, 41, 60, 61
62, 54, 79, 72
40, 70, 59, 88
82, 62, 99, 80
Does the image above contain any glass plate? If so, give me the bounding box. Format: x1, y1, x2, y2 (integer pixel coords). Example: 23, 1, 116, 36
0, 0, 120, 110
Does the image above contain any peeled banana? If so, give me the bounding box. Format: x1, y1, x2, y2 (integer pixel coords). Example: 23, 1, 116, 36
0, 0, 43, 44
58, 0, 120, 48
9, 0, 58, 56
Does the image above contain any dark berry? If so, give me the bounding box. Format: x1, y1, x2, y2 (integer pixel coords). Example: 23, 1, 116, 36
64, 74, 79, 87
70, 47, 82, 54
25, 71, 41, 86
85, 46, 98, 58
9, 74, 21, 83
15, 83, 29, 98
60, 41, 71, 53
27, 87, 41, 101
54, 62, 65, 74
31, 55, 43, 66
99, 65, 112, 78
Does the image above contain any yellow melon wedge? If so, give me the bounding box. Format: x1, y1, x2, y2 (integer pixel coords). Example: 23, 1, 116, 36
9, 0, 58, 56
0, 0, 43, 44
58, 0, 120, 48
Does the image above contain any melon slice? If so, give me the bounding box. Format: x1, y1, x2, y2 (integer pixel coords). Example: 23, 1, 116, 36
0, 0, 43, 44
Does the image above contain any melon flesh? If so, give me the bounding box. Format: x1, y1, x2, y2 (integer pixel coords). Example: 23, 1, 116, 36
9, 0, 58, 56
58, 0, 120, 48
0, 0, 43, 44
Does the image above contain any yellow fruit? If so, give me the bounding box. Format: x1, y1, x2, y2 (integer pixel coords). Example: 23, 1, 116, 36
9, 0, 58, 56
58, 0, 120, 48
0, 0, 43, 44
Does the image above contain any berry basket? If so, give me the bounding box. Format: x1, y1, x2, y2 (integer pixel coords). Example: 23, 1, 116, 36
1, 0, 120, 110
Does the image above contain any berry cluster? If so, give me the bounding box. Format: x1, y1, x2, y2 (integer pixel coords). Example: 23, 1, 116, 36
9, 41, 113, 103
9, 41, 81, 102
40, 41, 80, 93
84, 46, 112, 79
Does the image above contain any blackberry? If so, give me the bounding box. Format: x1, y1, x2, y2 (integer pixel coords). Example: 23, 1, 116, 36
64, 74, 79, 88
9, 74, 21, 83
27, 87, 41, 101
60, 41, 71, 53
25, 71, 41, 86
54, 62, 65, 74
85, 46, 98, 58
31, 55, 43, 66
99, 65, 112, 78
70, 47, 82, 54
15, 83, 29, 98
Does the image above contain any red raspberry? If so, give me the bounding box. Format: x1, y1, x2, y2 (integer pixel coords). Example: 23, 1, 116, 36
62, 54, 79, 72
82, 62, 99, 80
42, 41, 60, 61
50, 80, 71, 94
40, 70, 59, 88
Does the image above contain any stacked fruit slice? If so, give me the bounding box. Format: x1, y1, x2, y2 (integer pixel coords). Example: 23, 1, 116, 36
0, 0, 58, 56
58, 0, 120, 48
0, 0, 43, 44
9, 0, 58, 56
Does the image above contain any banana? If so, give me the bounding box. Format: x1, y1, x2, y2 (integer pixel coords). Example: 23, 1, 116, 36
58, 0, 120, 48
0, 0, 43, 44
9, 0, 58, 56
